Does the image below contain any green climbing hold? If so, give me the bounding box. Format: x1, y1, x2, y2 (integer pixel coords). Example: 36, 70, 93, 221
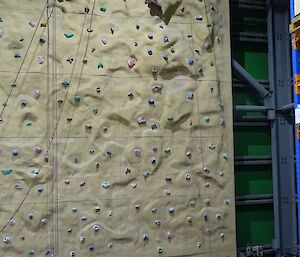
100, 6, 107, 12
74, 95, 81, 103
64, 32, 74, 38
72, 207, 78, 213
167, 116, 174, 121
31, 168, 39, 175
1, 169, 13, 175
164, 147, 171, 154
89, 149, 95, 154
20, 37, 24, 42
204, 116, 210, 123
97, 62, 104, 69
0, 17, 3, 22
92, 107, 98, 115
28, 250, 35, 256
25, 120, 32, 126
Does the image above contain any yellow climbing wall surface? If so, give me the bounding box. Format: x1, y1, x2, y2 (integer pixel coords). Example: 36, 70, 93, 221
0, 0, 236, 256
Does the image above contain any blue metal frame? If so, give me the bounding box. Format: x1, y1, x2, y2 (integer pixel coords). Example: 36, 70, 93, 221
290, 0, 300, 253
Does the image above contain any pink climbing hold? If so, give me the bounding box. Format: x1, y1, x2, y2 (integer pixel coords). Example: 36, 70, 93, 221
29, 21, 36, 27
15, 183, 23, 190
128, 57, 137, 69
152, 85, 162, 94
37, 55, 45, 64
34, 146, 42, 154
137, 116, 147, 125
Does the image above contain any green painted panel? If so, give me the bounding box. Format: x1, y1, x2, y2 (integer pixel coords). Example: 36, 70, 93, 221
234, 127, 271, 156
235, 165, 273, 196
236, 204, 274, 247
232, 42, 269, 80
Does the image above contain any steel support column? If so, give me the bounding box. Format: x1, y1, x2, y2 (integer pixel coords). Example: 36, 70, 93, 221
267, 0, 298, 255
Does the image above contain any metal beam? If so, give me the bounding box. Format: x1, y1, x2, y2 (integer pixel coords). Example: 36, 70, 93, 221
266, 0, 298, 255
235, 105, 270, 112
279, 102, 294, 112
232, 59, 271, 98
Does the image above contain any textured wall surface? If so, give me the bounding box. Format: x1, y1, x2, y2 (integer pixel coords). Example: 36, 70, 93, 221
0, 0, 236, 256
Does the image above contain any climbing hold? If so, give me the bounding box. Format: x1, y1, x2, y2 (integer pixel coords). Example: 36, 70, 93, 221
203, 214, 208, 221
195, 15, 202, 21
41, 218, 48, 225
20, 99, 27, 107
163, 53, 168, 62
216, 213, 222, 220
28, 213, 34, 220
97, 62, 104, 69
187, 58, 194, 65
164, 189, 171, 196
147, 49, 153, 55
185, 173, 191, 180
151, 207, 157, 214
128, 57, 137, 69
37, 55, 45, 64
31, 168, 39, 175
93, 224, 100, 232
187, 216, 192, 222
143, 171, 150, 177
165, 176, 172, 181
80, 216, 87, 221
64, 32, 74, 38
70, 251, 75, 257
151, 123, 157, 130
168, 207, 174, 214
137, 116, 147, 125
220, 117, 225, 126
14, 52, 21, 58
148, 99, 155, 105
102, 180, 110, 189
186, 91, 193, 99
62, 80, 70, 88
163, 36, 169, 43
134, 148, 141, 157
186, 151, 192, 158
1, 168, 13, 175
136, 24, 140, 30
79, 235, 86, 243
34, 146, 42, 154
143, 234, 149, 241
37, 187, 43, 193
74, 95, 81, 103
101, 38, 107, 45
15, 183, 23, 190
164, 147, 171, 154
100, 6, 107, 12
25, 120, 32, 127
131, 182, 137, 188
148, 33, 154, 40
3, 236, 11, 244
95, 206, 101, 212
12, 148, 19, 156
167, 116, 174, 121
157, 246, 163, 254
29, 21, 36, 27
34, 89, 40, 98
92, 107, 98, 115
155, 220, 160, 225
89, 245, 95, 251
197, 241, 202, 248
151, 157, 156, 164
67, 228, 73, 233
28, 250, 35, 255
39, 36, 46, 44
204, 116, 210, 123
152, 85, 162, 94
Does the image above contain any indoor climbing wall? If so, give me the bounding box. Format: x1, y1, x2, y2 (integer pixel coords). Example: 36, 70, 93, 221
0, 0, 236, 256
